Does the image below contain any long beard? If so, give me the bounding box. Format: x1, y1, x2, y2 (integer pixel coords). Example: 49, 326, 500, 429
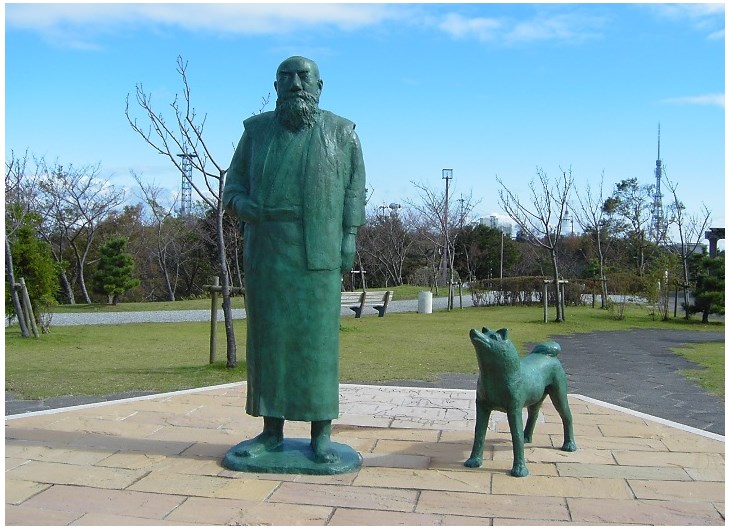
275, 93, 320, 131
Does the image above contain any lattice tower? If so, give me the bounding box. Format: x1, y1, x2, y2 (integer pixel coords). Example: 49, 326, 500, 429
177, 153, 195, 217
649, 124, 665, 243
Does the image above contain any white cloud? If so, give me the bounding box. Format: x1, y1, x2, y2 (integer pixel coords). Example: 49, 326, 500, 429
436, 9, 606, 45
646, 3, 725, 38
438, 13, 502, 42
707, 28, 725, 41
505, 12, 605, 44
5, 3, 404, 47
661, 94, 725, 108
650, 3, 725, 20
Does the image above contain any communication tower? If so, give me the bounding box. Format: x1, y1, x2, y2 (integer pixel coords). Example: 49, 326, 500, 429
177, 153, 196, 217
649, 124, 665, 243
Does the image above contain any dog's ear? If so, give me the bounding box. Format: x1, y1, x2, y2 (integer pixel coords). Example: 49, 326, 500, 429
496, 328, 509, 340
482, 327, 490, 334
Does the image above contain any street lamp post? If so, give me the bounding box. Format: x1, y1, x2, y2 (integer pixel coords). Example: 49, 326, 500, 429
500, 230, 504, 280
442, 168, 454, 310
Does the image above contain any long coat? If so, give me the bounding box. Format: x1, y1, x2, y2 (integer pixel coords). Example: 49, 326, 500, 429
223, 110, 366, 421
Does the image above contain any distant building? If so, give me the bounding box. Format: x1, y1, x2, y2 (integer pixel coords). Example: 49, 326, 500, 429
478, 216, 513, 238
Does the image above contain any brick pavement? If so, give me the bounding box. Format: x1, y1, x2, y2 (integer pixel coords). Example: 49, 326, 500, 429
5, 383, 725, 525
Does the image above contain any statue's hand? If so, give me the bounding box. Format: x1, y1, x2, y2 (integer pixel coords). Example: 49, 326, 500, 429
340, 233, 356, 274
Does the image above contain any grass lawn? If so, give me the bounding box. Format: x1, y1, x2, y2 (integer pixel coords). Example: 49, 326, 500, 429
6, 304, 724, 400
672, 341, 725, 397
5, 320, 248, 399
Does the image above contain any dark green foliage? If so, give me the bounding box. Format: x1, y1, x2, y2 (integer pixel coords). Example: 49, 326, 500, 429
689, 254, 725, 323
454, 224, 519, 281
92, 237, 140, 304
5, 215, 59, 320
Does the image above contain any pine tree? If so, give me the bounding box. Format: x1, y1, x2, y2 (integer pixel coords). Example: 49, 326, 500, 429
689, 253, 725, 324
92, 237, 140, 305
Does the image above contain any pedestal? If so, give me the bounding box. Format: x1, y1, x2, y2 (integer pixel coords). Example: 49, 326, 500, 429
222, 438, 362, 475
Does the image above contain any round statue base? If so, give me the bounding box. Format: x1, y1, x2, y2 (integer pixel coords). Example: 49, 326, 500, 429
222, 438, 362, 475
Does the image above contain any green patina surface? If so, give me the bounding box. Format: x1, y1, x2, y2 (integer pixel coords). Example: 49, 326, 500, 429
221, 56, 366, 472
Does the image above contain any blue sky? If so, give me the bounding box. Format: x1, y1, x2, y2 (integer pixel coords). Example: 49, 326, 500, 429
5, 2, 725, 237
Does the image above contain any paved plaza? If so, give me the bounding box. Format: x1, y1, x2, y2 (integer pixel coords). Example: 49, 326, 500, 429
5, 382, 725, 525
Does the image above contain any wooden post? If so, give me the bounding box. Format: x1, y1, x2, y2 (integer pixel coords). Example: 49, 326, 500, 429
674, 283, 679, 318
543, 280, 549, 323
12, 281, 30, 337
591, 279, 596, 309
203, 277, 245, 365
6, 241, 30, 337
19, 278, 39, 337
209, 276, 219, 364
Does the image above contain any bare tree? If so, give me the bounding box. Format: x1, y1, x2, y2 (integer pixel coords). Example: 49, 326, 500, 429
665, 178, 712, 319
573, 172, 617, 308
498, 167, 573, 322
132, 170, 189, 301
126, 56, 240, 366
357, 205, 417, 287
407, 181, 478, 307
38, 161, 125, 304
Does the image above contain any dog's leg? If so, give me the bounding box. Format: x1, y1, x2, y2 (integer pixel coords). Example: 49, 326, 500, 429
548, 384, 577, 452
507, 408, 528, 477
464, 400, 490, 468
524, 399, 545, 444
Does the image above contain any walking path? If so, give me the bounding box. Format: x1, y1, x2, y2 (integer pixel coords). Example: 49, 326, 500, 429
44, 296, 456, 326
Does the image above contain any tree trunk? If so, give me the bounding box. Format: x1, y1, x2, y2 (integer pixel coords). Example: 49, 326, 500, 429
216, 185, 237, 368
71, 243, 92, 304
78, 266, 92, 304
551, 249, 564, 322
597, 242, 609, 309
59, 270, 76, 305
681, 258, 691, 320
46, 242, 76, 304
5, 239, 30, 337
157, 248, 176, 302
232, 233, 244, 289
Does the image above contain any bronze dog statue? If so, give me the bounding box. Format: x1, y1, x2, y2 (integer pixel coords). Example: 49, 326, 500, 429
464, 327, 576, 477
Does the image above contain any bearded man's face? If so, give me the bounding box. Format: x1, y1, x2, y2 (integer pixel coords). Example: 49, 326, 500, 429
274, 57, 322, 131
276, 91, 320, 131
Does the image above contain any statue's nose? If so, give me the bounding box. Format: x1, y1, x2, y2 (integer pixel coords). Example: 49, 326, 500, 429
290, 74, 303, 90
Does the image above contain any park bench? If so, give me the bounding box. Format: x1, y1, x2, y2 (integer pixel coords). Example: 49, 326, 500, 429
341, 290, 394, 318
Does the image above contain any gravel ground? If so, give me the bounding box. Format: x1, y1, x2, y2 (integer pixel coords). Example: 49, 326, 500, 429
41, 295, 467, 326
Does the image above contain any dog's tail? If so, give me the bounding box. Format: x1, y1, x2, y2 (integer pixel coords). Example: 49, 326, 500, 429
530, 341, 561, 357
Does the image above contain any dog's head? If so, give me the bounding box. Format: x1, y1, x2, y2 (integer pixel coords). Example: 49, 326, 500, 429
469, 327, 520, 369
